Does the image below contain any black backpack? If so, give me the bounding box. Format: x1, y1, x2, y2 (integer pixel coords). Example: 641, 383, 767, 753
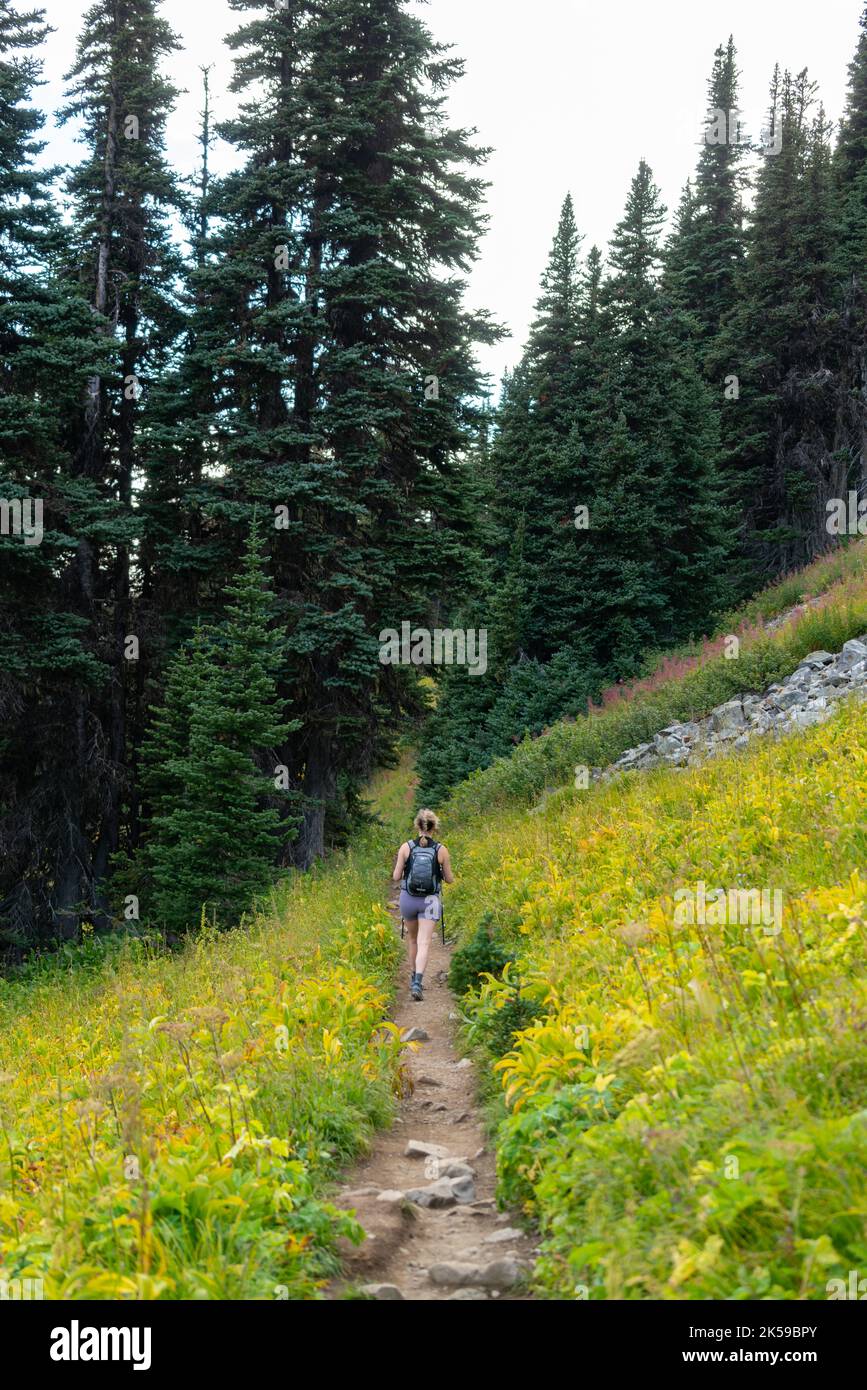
404, 838, 442, 896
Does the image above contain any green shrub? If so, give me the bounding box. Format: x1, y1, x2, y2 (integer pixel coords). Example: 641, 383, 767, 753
482, 991, 546, 1059
448, 914, 514, 998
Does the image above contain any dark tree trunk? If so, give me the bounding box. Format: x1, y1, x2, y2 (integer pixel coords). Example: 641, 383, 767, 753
291, 725, 335, 868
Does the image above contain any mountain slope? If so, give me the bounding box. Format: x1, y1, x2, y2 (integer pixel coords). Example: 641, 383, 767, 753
442, 606, 867, 1298
0, 784, 409, 1299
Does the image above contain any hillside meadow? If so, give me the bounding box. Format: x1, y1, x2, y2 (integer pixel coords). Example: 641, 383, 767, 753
2, 563, 866, 1301
0, 811, 406, 1299
445, 693, 867, 1299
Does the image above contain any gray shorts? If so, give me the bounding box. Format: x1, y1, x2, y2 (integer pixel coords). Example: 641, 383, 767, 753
399, 889, 442, 922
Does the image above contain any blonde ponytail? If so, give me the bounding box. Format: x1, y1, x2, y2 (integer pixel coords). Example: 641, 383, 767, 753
413, 808, 440, 840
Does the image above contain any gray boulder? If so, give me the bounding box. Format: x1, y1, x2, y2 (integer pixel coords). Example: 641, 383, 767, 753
845, 659, 867, 683
711, 699, 748, 735
450, 1174, 476, 1203
790, 706, 828, 729
404, 1178, 458, 1209
771, 687, 808, 711
405, 1172, 475, 1208
837, 639, 867, 672
428, 1257, 526, 1290
404, 1139, 449, 1160
483, 1227, 525, 1245
401, 1026, 429, 1044
438, 1160, 475, 1180
476, 1257, 526, 1289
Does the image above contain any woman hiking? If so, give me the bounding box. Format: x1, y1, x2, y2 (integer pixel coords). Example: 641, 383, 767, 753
393, 809, 454, 1001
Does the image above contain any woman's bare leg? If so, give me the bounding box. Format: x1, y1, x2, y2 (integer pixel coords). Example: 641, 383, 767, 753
404, 919, 419, 973
415, 919, 435, 977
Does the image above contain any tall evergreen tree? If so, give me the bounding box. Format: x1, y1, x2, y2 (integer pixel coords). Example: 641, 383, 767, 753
180, 0, 495, 864
664, 38, 747, 376
138, 64, 227, 649
0, 2, 108, 949
140, 523, 297, 932
56, 0, 185, 896
715, 68, 841, 582
573, 161, 731, 667
835, 4, 867, 275
833, 5, 867, 506
487, 195, 584, 659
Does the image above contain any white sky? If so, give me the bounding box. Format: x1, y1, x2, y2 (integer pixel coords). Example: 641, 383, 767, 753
33, 0, 864, 388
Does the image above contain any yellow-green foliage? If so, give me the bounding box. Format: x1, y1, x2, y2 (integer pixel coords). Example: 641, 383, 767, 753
0, 836, 401, 1300
448, 697, 867, 1299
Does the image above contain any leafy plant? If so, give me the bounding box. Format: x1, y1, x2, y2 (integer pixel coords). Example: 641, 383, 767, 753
448, 914, 514, 998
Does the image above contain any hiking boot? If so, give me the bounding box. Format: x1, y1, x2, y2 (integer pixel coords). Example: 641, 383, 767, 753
410, 975, 424, 1002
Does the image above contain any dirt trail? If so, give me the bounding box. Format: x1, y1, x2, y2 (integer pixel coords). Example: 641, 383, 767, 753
330, 890, 537, 1301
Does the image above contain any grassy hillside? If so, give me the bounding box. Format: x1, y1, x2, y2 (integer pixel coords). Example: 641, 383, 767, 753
447, 541, 867, 818
0, 769, 413, 1299
443, 661, 867, 1295
2, 547, 866, 1302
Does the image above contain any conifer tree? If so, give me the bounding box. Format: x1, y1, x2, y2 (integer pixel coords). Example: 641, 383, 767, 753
57, 0, 185, 886
185, 0, 494, 864
664, 39, 747, 375
141, 524, 297, 932
835, 4, 867, 275
138, 64, 227, 648
2, 0, 190, 943
833, 5, 867, 508
487, 195, 584, 658
716, 68, 840, 581
0, 1, 108, 946
574, 161, 731, 667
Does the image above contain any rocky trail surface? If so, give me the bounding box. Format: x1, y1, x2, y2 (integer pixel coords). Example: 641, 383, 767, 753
329, 893, 537, 1301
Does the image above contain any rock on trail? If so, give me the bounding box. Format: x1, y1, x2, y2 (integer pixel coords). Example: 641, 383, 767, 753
329, 899, 536, 1301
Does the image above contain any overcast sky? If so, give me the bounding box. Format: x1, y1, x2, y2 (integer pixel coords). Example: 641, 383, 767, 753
33, 0, 864, 388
